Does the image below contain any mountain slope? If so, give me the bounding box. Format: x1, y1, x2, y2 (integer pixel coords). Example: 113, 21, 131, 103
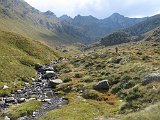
125, 14, 160, 35
100, 31, 132, 46
0, 30, 60, 96
60, 13, 145, 44
0, 0, 80, 46
99, 14, 160, 47
146, 27, 160, 43
0, 0, 147, 45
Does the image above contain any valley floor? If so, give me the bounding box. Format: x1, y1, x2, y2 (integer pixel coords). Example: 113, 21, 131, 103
0, 39, 160, 120
39, 41, 160, 120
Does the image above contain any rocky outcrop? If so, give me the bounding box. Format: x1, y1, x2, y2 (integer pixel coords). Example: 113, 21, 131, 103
143, 71, 160, 84
93, 80, 110, 91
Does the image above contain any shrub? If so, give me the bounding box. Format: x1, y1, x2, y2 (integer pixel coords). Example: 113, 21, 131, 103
124, 81, 136, 89
111, 83, 123, 94
74, 73, 82, 78
125, 88, 142, 101
80, 76, 93, 83
56, 83, 73, 93
6, 100, 42, 120
82, 90, 99, 100
84, 62, 94, 68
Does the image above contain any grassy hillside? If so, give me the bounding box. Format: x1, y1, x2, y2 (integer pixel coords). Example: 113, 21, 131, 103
0, 30, 60, 96
0, 17, 76, 47
100, 31, 132, 46
146, 27, 160, 42
0, 0, 79, 47
125, 14, 160, 36
39, 40, 160, 120
122, 103, 160, 120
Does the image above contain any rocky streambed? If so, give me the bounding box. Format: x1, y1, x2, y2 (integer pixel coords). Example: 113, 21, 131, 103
0, 59, 68, 120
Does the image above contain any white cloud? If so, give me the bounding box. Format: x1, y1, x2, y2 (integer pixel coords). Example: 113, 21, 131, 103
24, 0, 160, 18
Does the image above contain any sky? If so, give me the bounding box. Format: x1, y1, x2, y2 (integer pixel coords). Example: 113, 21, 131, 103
24, 0, 160, 19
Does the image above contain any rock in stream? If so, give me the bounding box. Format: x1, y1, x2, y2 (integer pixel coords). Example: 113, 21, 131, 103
0, 60, 68, 120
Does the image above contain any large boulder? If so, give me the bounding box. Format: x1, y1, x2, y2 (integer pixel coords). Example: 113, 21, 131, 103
43, 66, 54, 71
143, 71, 160, 84
43, 71, 56, 79
49, 79, 63, 87
93, 80, 110, 91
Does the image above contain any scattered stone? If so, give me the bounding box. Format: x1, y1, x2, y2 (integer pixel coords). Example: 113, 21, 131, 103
49, 79, 63, 87
42, 99, 51, 103
32, 78, 35, 81
62, 50, 68, 53
17, 98, 26, 103
143, 71, 160, 84
2, 61, 68, 120
17, 116, 28, 120
29, 98, 36, 101
32, 112, 37, 117
24, 82, 30, 86
63, 69, 71, 73
17, 89, 22, 94
5, 97, 15, 103
44, 71, 56, 79
3, 85, 9, 89
93, 80, 110, 91
4, 116, 10, 120
44, 66, 54, 71
0, 100, 5, 107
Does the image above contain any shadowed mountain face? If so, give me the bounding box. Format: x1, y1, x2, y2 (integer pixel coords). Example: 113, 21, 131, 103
0, 0, 146, 45
100, 31, 132, 46
99, 14, 160, 47
125, 14, 160, 35
60, 13, 146, 44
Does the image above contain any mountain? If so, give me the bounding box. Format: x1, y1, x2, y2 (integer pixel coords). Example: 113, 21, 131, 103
100, 31, 132, 46
146, 27, 160, 43
0, 0, 147, 45
0, 0, 155, 46
0, 0, 80, 46
59, 15, 73, 22
60, 13, 146, 44
104, 13, 146, 28
99, 14, 160, 47
125, 14, 160, 35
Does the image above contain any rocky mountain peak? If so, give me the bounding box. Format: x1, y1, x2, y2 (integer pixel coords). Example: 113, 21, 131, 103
107, 13, 125, 21
44, 10, 56, 17
59, 15, 73, 22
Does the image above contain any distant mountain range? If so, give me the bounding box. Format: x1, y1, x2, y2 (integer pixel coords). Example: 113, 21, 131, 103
59, 13, 146, 44
0, 0, 160, 46
100, 14, 160, 46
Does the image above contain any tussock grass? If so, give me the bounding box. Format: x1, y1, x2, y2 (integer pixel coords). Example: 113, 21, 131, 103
6, 100, 42, 120
43, 41, 160, 119
122, 102, 160, 120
